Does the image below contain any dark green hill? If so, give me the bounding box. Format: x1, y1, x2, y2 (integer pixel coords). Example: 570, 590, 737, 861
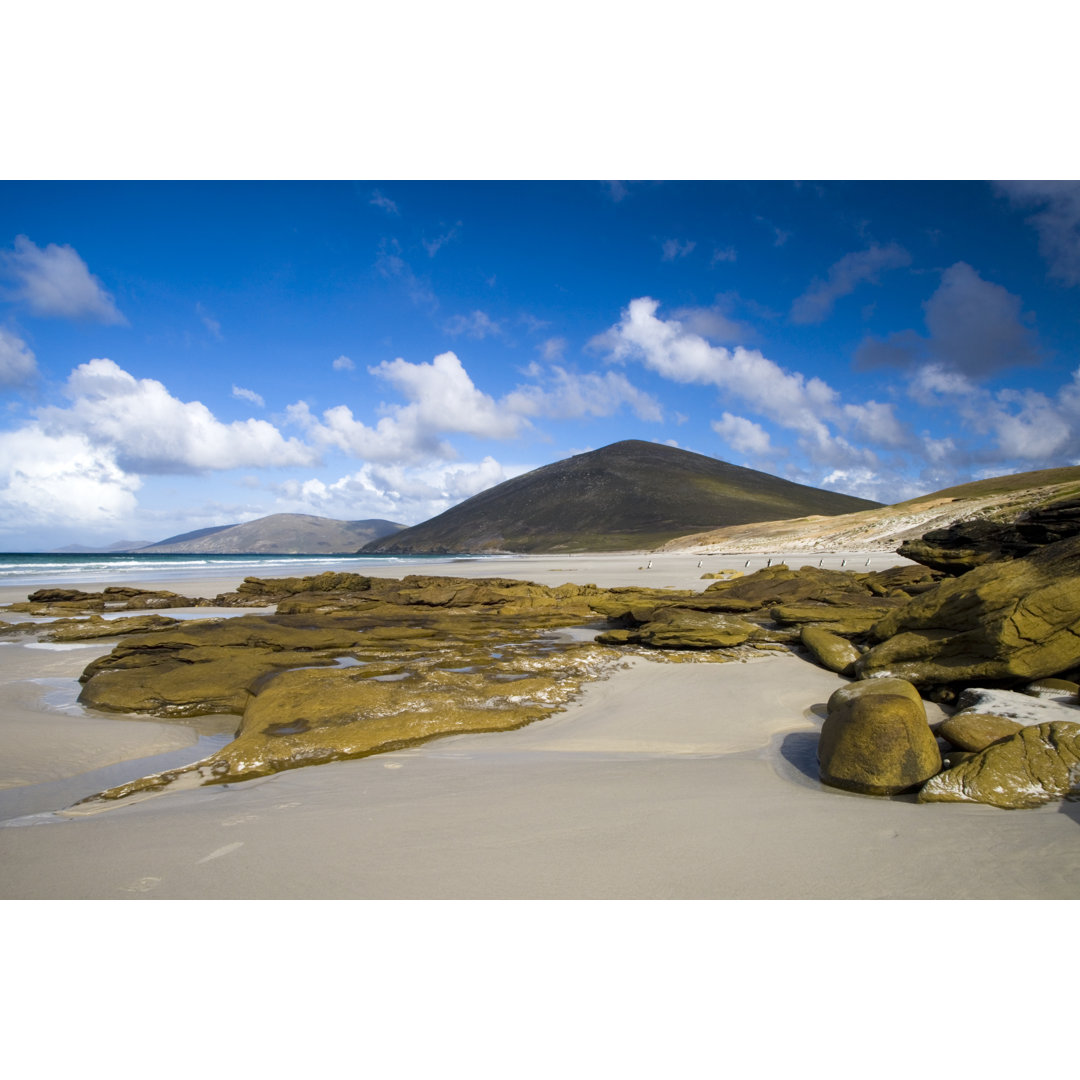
362, 440, 881, 554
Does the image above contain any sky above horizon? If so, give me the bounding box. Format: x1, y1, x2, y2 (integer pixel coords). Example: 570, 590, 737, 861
2, 179, 1079, 550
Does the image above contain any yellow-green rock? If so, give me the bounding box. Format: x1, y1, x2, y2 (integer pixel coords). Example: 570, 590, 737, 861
800, 626, 860, 675
819, 682, 940, 796
918, 721, 1080, 808
937, 713, 1023, 752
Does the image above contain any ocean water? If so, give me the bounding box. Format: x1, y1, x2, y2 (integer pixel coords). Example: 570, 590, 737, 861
0, 552, 506, 590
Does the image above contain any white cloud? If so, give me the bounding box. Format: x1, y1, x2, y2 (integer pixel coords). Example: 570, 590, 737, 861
597, 297, 839, 442
0, 426, 140, 529
539, 337, 566, 361
369, 190, 399, 215
671, 302, 756, 345
791, 243, 911, 324
231, 385, 265, 408
196, 303, 222, 340
661, 238, 696, 262
444, 310, 502, 339
1, 235, 126, 324
997, 180, 1080, 286
36, 358, 316, 474
710, 246, 737, 265
0, 327, 37, 387
711, 412, 774, 456
505, 367, 663, 423
273, 456, 524, 524
289, 351, 526, 463
841, 400, 909, 448
332, 355, 355, 371
422, 222, 462, 258
375, 239, 437, 309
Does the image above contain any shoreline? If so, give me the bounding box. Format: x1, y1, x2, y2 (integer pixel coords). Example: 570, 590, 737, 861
1, 549, 1078, 899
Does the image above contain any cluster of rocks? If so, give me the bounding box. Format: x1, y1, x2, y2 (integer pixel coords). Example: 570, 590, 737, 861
4, 498, 1078, 809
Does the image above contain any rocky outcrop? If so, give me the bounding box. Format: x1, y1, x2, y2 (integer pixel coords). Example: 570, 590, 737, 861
898, 495, 1080, 575
818, 678, 941, 795
918, 722, 1080, 808
5, 586, 203, 616
854, 535, 1080, 687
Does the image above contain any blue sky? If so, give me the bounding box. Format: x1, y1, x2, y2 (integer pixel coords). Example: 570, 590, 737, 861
2, 179, 1079, 549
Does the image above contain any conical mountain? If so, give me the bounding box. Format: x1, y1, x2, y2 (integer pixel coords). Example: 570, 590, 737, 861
362, 440, 880, 554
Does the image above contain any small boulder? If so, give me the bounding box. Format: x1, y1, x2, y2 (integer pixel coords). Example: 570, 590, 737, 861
937, 713, 1023, 752
918, 721, 1080, 808
819, 680, 941, 796
633, 608, 757, 649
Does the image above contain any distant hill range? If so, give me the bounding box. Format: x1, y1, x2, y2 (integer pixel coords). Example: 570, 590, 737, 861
136, 514, 405, 554
362, 440, 881, 554
51, 540, 155, 554
657, 464, 1080, 554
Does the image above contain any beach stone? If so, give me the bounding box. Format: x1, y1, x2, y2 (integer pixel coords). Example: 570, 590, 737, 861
800, 626, 860, 675
819, 680, 940, 796
918, 721, 1080, 808
854, 535, 1080, 687
937, 713, 1023, 753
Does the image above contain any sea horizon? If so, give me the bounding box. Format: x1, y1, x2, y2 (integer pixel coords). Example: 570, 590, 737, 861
0, 551, 513, 590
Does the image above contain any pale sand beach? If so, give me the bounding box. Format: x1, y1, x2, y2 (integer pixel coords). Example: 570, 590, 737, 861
2, 549, 1078, 899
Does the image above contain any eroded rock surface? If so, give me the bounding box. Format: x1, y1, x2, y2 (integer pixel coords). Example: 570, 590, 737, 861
918, 722, 1080, 808
855, 535, 1080, 687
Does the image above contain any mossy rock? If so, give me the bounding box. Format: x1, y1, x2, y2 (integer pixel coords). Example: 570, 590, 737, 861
826, 677, 925, 715
632, 608, 758, 649
800, 626, 860, 675
819, 687, 940, 796
918, 721, 1080, 808
855, 535, 1080, 686
937, 713, 1023, 752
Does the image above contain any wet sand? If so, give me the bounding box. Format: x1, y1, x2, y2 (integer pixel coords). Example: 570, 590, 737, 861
1, 550, 1077, 899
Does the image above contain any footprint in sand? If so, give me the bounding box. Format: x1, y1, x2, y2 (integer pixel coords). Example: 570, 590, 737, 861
221, 813, 259, 827
197, 841, 244, 864
119, 876, 161, 894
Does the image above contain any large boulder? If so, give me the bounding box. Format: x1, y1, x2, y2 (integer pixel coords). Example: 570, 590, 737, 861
602, 607, 758, 649
918, 721, 1080, 808
818, 679, 941, 795
854, 535, 1080, 687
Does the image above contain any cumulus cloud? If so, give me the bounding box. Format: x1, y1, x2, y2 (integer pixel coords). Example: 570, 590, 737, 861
671, 301, 756, 345
997, 180, 1080, 286
596, 297, 839, 443
790, 243, 911, 324
0, 426, 140, 529
0, 327, 37, 388
369, 190, 399, 215
0, 235, 126, 324
711, 412, 774, 456
231, 385, 265, 408
710, 246, 737, 265
289, 351, 526, 463
35, 358, 316, 474
505, 366, 663, 423
332, 355, 355, 371
273, 456, 524, 524
856, 262, 1040, 377
444, 310, 502, 339
660, 238, 696, 261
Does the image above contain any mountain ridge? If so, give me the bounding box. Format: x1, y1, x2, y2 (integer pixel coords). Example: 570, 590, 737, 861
362, 440, 881, 554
